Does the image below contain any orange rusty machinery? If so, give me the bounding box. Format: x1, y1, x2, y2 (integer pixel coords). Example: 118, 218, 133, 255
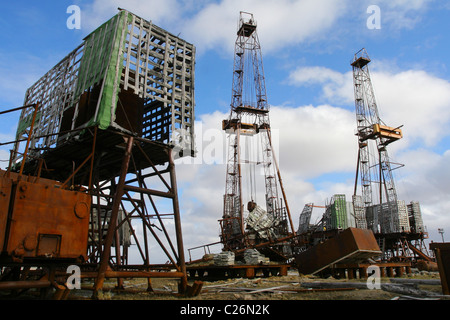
0, 170, 90, 263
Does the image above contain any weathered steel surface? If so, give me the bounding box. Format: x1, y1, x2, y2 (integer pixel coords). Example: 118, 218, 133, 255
12, 10, 196, 175
0, 280, 52, 290
0, 171, 91, 262
430, 242, 450, 295
0, 175, 12, 251
295, 227, 381, 275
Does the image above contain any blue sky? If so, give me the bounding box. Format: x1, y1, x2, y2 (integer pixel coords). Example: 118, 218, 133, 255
1, 1, 450, 258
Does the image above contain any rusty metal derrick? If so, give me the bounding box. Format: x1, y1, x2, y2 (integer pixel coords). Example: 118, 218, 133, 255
219, 11, 295, 262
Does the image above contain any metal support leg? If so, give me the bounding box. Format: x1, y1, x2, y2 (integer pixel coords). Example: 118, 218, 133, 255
93, 136, 134, 297
169, 149, 188, 293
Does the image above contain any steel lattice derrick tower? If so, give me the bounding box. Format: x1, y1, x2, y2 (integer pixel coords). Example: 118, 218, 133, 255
351, 48, 403, 234
220, 12, 294, 252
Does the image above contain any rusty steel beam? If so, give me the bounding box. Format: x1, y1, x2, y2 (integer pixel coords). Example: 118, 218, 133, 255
123, 190, 181, 269
169, 149, 188, 293
123, 184, 174, 198
93, 136, 134, 295
1, 9, 195, 299
0, 103, 38, 115
0, 280, 51, 290
81, 270, 185, 279
18, 103, 39, 176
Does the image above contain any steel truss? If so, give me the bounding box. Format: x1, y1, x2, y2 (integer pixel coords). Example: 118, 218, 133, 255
220, 12, 294, 259
351, 48, 403, 234
0, 108, 190, 298
350, 49, 432, 265
86, 131, 188, 296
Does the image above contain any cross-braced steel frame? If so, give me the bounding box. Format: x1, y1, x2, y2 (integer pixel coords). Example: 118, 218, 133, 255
351, 48, 401, 234
350, 49, 432, 265
1, 120, 190, 297
221, 12, 294, 258
85, 131, 188, 296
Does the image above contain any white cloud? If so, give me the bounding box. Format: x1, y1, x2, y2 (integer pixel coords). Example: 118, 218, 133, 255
352, 0, 432, 31
79, 0, 434, 55
183, 0, 347, 54
175, 58, 450, 248
375, 0, 432, 29
174, 103, 358, 252
371, 69, 450, 147
80, 0, 182, 32
80, 0, 349, 54
0, 0, 445, 263
288, 64, 450, 149
288, 66, 354, 105
395, 148, 450, 239
270, 104, 356, 178
286, 61, 450, 242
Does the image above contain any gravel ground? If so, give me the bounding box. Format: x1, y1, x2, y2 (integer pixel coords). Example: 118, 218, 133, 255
67, 269, 446, 301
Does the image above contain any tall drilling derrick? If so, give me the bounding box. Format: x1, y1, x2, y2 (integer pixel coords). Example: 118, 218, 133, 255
351, 48, 403, 235
220, 12, 294, 259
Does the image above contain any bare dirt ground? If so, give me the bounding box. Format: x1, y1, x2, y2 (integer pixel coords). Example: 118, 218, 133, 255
2, 270, 444, 320
69, 269, 446, 301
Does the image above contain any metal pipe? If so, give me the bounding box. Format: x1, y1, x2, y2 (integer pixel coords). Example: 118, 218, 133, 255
19, 102, 39, 176
236, 125, 245, 237
0, 280, 51, 290
0, 103, 38, 115
266, 128, 295, 236
82, 271, 185, 279
88, 126, 97, 190
123, 184, 174, 198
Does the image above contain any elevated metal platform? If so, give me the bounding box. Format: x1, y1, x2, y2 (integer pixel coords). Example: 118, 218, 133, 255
18, 127, 171, 184
186, 263, 289, 280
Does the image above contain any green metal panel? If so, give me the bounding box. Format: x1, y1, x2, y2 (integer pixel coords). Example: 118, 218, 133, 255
74, 10, 130, 130
15, 111, 41, 139
74, 14, 119, 99
331, 194, 348, 230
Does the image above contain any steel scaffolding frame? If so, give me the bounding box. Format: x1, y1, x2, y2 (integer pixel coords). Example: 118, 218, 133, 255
1, 9, 196, 298
12, 9, 195, 171
220, 12, 294, 259
351, 48, 402, 234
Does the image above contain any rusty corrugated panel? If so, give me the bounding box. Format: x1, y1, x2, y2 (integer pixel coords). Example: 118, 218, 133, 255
295, 227, 381, 275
